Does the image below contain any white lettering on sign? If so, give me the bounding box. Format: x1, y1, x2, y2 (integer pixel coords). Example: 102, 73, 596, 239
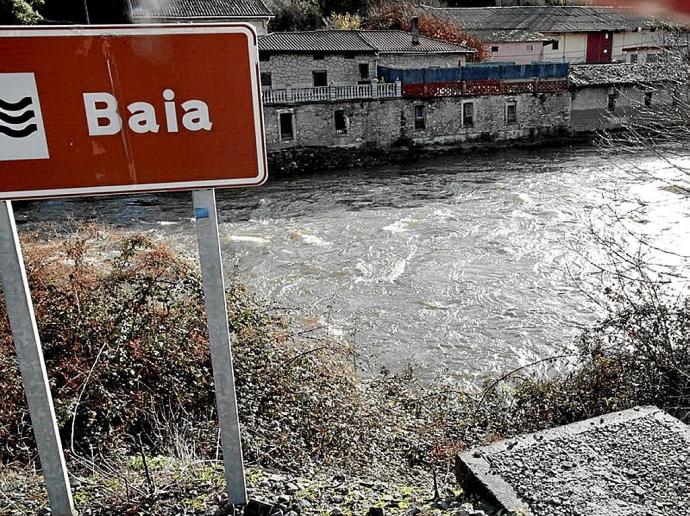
82, 89, 212, 136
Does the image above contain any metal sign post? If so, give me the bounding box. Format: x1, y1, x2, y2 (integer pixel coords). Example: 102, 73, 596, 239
193, 189, 247, 505
0, 201, 75, 516
1, 25, 266, 512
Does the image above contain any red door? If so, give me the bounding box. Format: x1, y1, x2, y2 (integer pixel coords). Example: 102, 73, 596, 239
587, 32, 613, 64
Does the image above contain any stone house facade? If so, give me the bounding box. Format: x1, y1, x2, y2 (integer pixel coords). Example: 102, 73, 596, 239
128, 0, 273, 35
569, 63, 684, 132
258, 30, 474, 91
264, 91, 571, 151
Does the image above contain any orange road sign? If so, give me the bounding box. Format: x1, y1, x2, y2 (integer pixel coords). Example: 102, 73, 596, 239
0, 25, 267, 200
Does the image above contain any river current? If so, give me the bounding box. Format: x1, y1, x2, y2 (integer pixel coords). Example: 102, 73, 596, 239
16, 144, 690, 382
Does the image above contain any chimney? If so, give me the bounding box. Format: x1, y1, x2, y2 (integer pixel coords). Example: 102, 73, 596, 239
411, 16, 420, 46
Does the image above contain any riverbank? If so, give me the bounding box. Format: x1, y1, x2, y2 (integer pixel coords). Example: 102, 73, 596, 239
1, 228, 687, 515
267, 132, 594, 176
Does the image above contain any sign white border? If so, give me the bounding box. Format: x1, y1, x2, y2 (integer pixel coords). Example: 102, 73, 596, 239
0, 24, 268, 200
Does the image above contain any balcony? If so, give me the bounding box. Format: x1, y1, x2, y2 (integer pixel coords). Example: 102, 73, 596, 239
262, 81, 402, 105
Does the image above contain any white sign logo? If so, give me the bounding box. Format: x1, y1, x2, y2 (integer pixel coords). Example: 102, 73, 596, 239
0, 73, 49, 162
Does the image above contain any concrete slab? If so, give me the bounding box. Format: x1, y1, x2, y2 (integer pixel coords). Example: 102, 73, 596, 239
455, 406, 690, 516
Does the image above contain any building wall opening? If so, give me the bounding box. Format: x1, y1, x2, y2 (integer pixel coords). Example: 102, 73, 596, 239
279, 112, 294, 141
463, 102, 474, 126
414, 105, 426, 130
335, 110, 348, 134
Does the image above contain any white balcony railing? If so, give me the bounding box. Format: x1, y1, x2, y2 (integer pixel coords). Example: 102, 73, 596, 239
262, 81, 402, 105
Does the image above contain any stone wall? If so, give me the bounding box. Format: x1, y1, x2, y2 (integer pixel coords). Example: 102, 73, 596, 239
264, 91, 572, 153
377, 53, 467, 70
260, 53, 377, 89
571, 84, 676, 132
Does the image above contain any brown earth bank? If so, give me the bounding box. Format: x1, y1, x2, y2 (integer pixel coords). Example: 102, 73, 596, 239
0, 227, 687, 515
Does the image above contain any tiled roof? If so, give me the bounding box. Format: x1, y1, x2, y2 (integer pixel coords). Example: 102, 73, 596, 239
259, 31, 376, 53
259, 30, 475, 54
472, 29, 552, 43
569, 63, 688, 86
359, 30, 474, 54
130, 0, 273, 19
423, 6, 662, 33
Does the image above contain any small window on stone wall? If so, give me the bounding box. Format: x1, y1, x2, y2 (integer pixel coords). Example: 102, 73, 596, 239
526, 44, 534, 51
463, 102, 474, 126
630, 53, 638, 64
645, 91, 653, 107
506, 100, 517, 125
552, 40, 559, 50
335, 110, 348, 134
359, 63, 369, 81
491, 45, 499, 53
414, 105, 426, 130
279, 112, 294, 141
260, 72, 272, 88
608, 93, 617, 112
313, 70, 328, 87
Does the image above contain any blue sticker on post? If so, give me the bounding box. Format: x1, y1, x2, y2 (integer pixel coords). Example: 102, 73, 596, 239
195, 207, 210, 220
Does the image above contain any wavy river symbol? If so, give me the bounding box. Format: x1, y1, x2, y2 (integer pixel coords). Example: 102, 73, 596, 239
0, 95, 38, 138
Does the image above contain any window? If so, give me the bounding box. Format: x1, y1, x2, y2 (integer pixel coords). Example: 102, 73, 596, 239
414, 105, 426, 130
259, 52, 270, 62
313, 52, 325, 60
506, 100, 517, 125
630, 53, 639, 64
462, 102, 474, 127
279, 112, 294, 141
359, 63, 369, 81
260, 72, 272, 88
491, 45, 500, 53
334, 110, 348, 134
552, 40, 559, 50
526, 44, 534, 51
645, 91, 653, 107
608, 93, 617, 112
313, 70, 328, 87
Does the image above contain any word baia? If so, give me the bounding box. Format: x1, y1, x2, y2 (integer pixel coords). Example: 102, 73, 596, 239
83, 89, 212, 136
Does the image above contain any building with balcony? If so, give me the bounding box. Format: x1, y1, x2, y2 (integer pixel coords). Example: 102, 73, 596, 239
258, 29, 475, 104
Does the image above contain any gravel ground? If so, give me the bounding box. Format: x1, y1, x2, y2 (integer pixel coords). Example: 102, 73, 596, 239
459, 407, 690, 516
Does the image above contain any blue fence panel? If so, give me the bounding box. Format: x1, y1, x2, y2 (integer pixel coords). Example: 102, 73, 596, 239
378, 63, 568, 85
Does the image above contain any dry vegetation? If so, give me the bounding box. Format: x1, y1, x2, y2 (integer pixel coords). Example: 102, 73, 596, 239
0, 227, 688, 513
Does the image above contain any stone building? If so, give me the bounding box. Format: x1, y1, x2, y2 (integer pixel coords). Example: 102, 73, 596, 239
128, 0, 273, 35
569, 63, 686, 132
263, 60, 571, 152
264, 93, 571, 153
258, 29, 475, 92
424, 5, 668, 65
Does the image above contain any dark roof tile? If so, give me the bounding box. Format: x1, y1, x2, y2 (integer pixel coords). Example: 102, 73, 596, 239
569, 63, 688, 86
259, 30, 474, 54
424, 6, 662, 33
359, 30, 474, 53
130, 0, 273, 20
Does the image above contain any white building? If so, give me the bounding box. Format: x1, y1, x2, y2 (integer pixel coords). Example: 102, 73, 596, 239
424, 5, 669, 65
128, 0, 274, 35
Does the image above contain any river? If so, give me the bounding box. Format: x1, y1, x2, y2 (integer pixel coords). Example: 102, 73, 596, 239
15, 144, 690, 382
